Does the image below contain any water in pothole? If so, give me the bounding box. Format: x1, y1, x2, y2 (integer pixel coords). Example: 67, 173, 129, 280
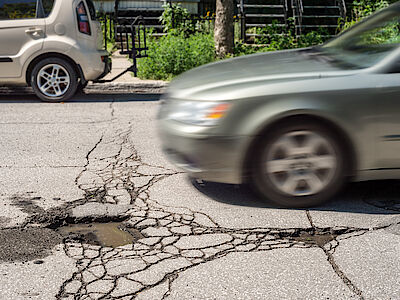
57, 222, 143, 248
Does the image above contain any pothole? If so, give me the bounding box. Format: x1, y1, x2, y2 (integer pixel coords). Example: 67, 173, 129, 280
291, 231, 338, 247
276, 228, 345, 247
57, 222, 144, 248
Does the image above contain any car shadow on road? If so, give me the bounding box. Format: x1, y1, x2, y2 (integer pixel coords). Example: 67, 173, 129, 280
0, 91, 162, 103
192, 179, 400, 215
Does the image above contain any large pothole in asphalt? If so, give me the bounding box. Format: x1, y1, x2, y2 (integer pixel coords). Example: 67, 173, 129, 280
57, 222, 143, 248
0, 221, 144, 263
2, 199, 145, 262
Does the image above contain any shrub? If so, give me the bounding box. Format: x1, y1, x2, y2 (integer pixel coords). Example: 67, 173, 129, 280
160, 3, 194, 36
339, 0, 391, 31
234, 21, 329, 57
138, 32, 215, 81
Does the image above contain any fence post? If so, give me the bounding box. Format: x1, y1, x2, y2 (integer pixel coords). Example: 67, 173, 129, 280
239, 0, 246, 42
103, 14, 108, 51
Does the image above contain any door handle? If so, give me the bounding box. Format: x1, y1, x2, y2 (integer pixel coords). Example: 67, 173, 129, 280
25, 28, 43, 34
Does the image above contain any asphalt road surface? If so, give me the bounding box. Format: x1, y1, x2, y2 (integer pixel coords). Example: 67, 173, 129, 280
0, 92, 399, 300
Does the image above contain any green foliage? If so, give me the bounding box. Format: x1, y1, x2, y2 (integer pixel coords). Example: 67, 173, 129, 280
352, 0, 390, 18
297, 30, 329, 48
137, 0, 396, 81
0, 3, 36, 20
339, 0, 390, 31
358, 19, 400, 45
253, 21, 297, 50
233, 43, 265, 57
160, 3, 194, 35
138, 32, 215, 81
99, 14, 116, 53
234, 19, 329, 57
138, 3, 216, 80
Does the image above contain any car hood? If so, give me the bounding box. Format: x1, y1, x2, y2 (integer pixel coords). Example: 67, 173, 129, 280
167, 48, 350, 100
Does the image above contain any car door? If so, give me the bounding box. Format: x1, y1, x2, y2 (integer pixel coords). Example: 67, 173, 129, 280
0, 0, 45, 78
377, 70, 400, 168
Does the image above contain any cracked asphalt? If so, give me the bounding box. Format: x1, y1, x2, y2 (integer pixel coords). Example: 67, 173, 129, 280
0, 93, 399, 300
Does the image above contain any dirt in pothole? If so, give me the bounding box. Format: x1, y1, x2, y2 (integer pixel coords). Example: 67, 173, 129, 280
292, 231, 338, 247
57, 222, 144, 248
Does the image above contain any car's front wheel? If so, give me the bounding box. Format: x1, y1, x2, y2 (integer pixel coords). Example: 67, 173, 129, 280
251, 121, 346, 207
31, 58, 78, 102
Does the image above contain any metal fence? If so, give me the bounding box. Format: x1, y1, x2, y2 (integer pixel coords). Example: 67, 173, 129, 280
99, 13, 115, 51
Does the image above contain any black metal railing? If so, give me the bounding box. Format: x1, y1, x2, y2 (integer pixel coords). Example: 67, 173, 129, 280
100, 0, 347, 47
99, 12, 115, 51
116, 16, 148, 77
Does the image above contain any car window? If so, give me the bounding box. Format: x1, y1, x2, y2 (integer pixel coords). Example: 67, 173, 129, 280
349, 14, 400, 48
42, 0, 55, 17
322, 7, 400, 69
85, 0, 97, 20
0, 0, 37, 20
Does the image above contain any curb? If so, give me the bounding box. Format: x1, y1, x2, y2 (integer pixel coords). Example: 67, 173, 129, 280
86, 82, 168, 94
0, 82, 168, 96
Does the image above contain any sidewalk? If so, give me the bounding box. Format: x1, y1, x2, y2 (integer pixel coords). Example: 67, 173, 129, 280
86, 52, 168, 94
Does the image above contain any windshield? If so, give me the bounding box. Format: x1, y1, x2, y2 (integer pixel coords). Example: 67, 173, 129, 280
320, 5, 400, 69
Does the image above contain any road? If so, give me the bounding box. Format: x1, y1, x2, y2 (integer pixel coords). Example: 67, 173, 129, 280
0, 92, 399, 300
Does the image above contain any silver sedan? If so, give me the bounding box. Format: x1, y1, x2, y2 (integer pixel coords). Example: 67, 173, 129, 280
158, 3, 400, 207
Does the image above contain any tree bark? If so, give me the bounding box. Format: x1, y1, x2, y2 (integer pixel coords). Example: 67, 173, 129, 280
214, 0, 234, 58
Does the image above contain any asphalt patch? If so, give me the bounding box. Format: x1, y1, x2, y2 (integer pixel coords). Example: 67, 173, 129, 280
0, 228, 62, 262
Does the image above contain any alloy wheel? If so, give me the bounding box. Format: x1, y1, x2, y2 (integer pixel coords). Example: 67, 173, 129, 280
265, 130, 337, 196
37, 64, 71, 98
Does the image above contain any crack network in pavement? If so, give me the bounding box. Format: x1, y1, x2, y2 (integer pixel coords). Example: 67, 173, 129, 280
5, 103, 399, 300
53, 123, 398, 300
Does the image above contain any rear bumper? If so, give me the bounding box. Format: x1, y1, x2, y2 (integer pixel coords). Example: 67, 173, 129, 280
95, 56, 112, 80
75, 49, 111, 81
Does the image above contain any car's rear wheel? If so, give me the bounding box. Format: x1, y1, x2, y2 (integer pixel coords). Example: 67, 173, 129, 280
251, 121, 346, 207
31, 58, 78, 102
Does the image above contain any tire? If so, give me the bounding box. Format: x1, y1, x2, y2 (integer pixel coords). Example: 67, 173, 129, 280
250, 121, 346, 208
31, 57, 78, 102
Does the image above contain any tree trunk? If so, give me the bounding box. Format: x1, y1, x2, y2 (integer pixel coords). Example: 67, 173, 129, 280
214, 0, 234, 58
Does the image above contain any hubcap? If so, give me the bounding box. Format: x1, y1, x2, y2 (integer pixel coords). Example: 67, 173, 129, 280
37, 64, 70, 98
265, 131, 337, 196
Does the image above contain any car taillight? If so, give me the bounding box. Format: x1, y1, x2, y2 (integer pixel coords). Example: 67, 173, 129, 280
76, 2, 91, 35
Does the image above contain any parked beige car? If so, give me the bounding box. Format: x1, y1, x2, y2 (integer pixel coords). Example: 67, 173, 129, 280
0, 0, 111, 101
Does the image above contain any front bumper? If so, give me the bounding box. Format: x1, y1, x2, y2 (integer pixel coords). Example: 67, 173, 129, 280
158, 120, 250, 185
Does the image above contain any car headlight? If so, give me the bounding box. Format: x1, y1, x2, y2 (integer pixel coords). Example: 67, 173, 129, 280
168, 101, 232, 126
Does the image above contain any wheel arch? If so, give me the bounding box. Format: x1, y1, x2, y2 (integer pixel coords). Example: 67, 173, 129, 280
25, 52, 82, 86
241, 113, 357, 183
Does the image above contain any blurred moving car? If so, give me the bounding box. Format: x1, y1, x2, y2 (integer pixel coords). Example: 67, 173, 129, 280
158, 2, 400, 207
0, 0, 110, 102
